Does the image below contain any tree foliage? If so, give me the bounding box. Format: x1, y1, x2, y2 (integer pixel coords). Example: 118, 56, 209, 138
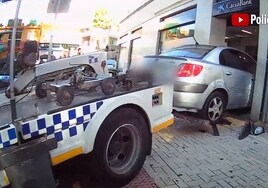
93, 9, 111, 30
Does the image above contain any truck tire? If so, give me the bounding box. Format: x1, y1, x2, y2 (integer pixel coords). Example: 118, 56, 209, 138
89, 107, 150, 187
199, 91, 227, 123
101, 78, 116, 95
35, 82, 47, 98
56, 86, 74, 106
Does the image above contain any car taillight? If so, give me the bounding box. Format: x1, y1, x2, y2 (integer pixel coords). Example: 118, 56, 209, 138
177, 63, 203, 77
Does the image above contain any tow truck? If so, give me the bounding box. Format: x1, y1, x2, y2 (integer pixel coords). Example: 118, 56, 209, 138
0, 65, 174, 187
0, 38, 174, 188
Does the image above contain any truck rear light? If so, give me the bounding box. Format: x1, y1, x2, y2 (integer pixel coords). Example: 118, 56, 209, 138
177, 63, 203, 77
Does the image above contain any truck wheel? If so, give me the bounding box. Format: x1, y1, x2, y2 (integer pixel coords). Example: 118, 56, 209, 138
199, 91, 227, 123
101, 78, 116, 95
35, 82, 47, 98
57, 86, 74, 106
89, 108, 150, 187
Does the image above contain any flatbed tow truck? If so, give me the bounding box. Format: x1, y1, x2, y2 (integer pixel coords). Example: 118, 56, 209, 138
0, 57, 174, 188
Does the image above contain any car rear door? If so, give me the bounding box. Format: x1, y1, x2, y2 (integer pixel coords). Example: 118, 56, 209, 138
219, 49, 255, 108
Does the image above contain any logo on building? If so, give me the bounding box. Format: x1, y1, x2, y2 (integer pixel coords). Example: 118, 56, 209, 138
213, 0, 257, 16
218, 4, 225, 13
218, 0, 253, 13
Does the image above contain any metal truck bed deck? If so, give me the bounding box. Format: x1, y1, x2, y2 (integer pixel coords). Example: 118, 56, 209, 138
0, 83, 153, 126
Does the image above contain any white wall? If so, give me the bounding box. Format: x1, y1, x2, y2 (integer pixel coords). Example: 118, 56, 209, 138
194, 0, 226, 45
118, 0, 229, 70
120, 0, 195, 35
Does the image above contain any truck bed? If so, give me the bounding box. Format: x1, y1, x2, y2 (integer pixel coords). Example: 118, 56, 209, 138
0, 83, 152, 126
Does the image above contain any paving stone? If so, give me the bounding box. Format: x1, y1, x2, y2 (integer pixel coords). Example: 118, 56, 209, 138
217, 179, 233, 188
200, 168, 215, 177
161, 185, 179, 188
249, 180, 266, 188
197, 173, 211, 183
211, 174, 228, 181
163, 179, 176, 186
162, 166, 177, 176
235, 179, 248, 187
177, 173, 192, 182
145, 116, 268, 188
187, 179, 205, 187
173, 178, 188, 188
189, 174, 200, 181
229, 181, 239, 187
153, 177, 166, 187
224, 176, 239, 183
200, 181, 219, 188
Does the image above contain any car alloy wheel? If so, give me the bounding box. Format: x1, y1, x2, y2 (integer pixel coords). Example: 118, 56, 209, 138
208, 97, 223, 121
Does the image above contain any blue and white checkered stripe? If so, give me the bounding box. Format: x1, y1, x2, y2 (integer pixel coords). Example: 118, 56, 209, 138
0, 124, 18, 149
20, 101, 103, 142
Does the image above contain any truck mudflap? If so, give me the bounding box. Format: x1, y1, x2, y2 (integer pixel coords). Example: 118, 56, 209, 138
0, 137, 57, 188
0, 124, 18, 149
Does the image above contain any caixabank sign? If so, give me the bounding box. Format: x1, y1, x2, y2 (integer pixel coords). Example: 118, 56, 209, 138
212, 0, 259, 16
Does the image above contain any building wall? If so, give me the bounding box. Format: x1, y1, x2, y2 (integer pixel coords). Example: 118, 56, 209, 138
118, 0, 228, 71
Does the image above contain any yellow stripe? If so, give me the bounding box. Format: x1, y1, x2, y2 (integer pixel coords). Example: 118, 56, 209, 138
4, 173, 9, 185
153, 118, 174, 133
51, 147, 83, 166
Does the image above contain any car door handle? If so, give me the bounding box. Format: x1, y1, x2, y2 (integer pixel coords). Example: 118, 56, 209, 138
226, 72, 232, 76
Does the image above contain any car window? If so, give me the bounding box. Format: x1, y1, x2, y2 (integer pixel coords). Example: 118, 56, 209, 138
237, 51, 256, 74
160, 47, 213, 59
219, 49, 256, 74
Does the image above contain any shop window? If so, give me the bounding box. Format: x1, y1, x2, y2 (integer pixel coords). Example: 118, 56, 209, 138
161, 24, 195, 41
159, 8, 196, 53
129, 37, 143, 69
159, 23, 195, 52
118, 42, 128, 71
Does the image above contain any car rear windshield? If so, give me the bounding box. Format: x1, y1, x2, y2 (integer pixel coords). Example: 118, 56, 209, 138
160, 46, 215, 59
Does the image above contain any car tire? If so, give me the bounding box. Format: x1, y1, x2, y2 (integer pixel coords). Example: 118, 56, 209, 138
35, 82, 47, 98
101, 78, 116, 95
88, 107, 150, 187
200, 91, 227, 123
56, 86, 74, 106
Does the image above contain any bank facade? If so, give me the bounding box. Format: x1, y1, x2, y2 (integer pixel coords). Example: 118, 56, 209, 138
118, 0, 268, 122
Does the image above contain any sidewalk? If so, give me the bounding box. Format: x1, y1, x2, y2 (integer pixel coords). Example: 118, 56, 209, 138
144, 114, 268, 188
